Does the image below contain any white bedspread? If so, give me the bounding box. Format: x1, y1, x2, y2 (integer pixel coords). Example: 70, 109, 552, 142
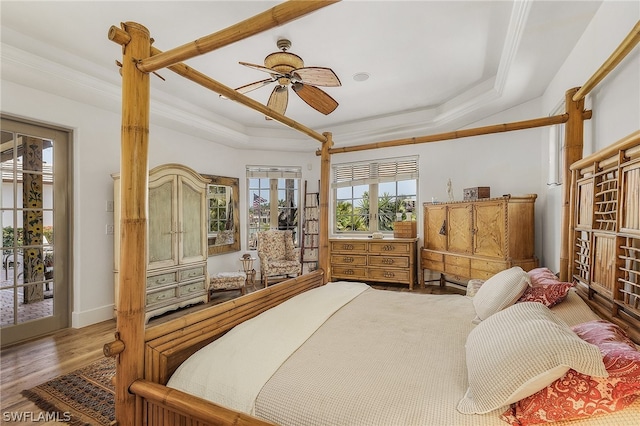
168, 284, 640, 425
166, 280, 368, 414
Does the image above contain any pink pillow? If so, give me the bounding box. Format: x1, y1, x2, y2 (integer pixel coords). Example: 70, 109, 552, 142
527, 267, 565, 286
501, 320, 640, 425
517, 268, 575, 308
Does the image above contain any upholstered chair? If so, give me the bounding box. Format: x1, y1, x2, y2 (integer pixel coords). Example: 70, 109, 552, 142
257, 230, 301, 287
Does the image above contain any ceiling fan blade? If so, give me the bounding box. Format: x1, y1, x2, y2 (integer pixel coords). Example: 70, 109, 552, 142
234, 78, 276, 95
239, 61, 279, 76
266, 85, 288, 119
292, 82, 338, 115
292, 67, 341, 87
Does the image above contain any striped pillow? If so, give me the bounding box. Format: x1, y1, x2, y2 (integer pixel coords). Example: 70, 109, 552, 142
457, 302, 608, 414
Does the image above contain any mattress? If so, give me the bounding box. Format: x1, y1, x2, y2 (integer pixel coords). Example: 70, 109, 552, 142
168, 284, 640, 425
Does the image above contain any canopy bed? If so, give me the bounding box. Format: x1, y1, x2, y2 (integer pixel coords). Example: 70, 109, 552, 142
103, 2, 640, 425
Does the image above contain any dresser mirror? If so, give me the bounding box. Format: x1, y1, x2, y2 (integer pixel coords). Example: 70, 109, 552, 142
202, 174, 240, 255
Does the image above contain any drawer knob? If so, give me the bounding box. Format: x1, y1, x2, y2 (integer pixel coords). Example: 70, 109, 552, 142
343, 256, 354, 263
383, 245, 395, 251
383, 272, 395, 278
382, 258, 394, 264
345, 269, 354, 275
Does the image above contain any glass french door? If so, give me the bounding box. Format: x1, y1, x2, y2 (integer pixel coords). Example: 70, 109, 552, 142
0, 117, 70, 345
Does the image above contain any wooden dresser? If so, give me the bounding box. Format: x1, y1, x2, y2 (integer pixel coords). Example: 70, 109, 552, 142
113, 164, 210, 322
421, 195, 538, 283
330, 238, 418, 289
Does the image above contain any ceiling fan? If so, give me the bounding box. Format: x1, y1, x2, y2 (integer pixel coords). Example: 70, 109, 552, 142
234, 39, 341, 117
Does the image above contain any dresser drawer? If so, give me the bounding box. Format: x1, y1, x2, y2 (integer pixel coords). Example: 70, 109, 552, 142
330, 254, 367, 266
177, 280, 206, 297
369, 242, 412, 254
368, 255, 410, 268
421, 250, 443, 262
444, 262, 470, 278
332, 266, 367, 280
445, 254, 471, 267
422, 259, 444, 272
471, 269, 497, 280
179, 266, 206, 282
368, 268, 411, 283
147, 271, 177, 289
331, 241, 368, 252
470, 258, 507, 275
146, 287, 176, 306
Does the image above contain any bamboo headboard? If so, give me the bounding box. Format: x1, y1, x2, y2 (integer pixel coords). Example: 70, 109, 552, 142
569, 130, 640, 344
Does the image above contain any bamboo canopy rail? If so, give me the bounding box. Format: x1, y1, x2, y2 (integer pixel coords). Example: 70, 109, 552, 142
572, 20, 640, 102
136, 0, 339, 73
319, 113, 584, 155
107, 27, 327, 144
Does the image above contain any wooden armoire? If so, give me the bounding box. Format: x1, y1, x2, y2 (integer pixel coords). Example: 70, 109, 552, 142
421, 194, 538, 284
113, 164, 210, 322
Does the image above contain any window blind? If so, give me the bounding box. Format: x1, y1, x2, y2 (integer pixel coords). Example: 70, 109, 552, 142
332, 156, 419, 188
246, 165, 302, 179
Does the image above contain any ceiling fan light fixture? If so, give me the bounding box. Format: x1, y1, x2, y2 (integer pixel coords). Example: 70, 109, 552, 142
237, 38, 340, 116
264, 51, 304, 74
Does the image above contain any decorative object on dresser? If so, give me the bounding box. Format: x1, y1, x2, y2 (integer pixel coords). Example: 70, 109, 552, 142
421, 194, 538, 286
569, 130, 640, 342
463, 186, 491, 201
113, 164, 210, 322
393, 220, 417, 238
330, 238, 418, 289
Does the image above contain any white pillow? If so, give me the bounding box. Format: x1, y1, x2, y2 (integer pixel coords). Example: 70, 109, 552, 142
457, 302, 608, 415
472, 266, 529, 321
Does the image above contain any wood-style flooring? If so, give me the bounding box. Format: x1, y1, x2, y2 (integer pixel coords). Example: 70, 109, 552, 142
0, 282, 462, 425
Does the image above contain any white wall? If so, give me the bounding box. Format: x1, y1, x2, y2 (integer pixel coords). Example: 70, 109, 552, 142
540, 0, 640, 273
332, 97, 545, 256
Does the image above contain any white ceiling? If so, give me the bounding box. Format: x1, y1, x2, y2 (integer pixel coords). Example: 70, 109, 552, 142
1, 1, 603, 152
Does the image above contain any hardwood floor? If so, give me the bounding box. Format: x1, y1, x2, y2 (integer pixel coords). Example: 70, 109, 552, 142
0, 282, 462, 425
0, 319, 116, 425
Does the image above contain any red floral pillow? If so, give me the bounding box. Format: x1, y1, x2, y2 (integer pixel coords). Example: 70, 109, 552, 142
517, 268, 574, 308
501, 320, 640, 425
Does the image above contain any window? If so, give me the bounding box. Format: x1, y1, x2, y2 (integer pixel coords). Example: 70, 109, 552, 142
246, 166, 301, 250
333, 156, 418, 233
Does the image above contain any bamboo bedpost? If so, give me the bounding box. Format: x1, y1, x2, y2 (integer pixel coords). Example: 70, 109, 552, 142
559, 87, 585, 282
113, 22, 151, 425
319, 133, 332, 283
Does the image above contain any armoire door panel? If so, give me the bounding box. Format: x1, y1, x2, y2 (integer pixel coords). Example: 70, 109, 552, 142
148, 176, 177, 268
424, 205, 447, 251
180, 177, 206, 262
473, 202, 506, 258
447, 204, 472, 254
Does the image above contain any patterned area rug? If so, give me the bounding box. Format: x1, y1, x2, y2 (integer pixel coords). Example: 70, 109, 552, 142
21, 357, 115, 426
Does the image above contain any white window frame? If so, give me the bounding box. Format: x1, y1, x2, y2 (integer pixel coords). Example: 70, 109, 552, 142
246, 165, 301, 250
332, 156, 419, 234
